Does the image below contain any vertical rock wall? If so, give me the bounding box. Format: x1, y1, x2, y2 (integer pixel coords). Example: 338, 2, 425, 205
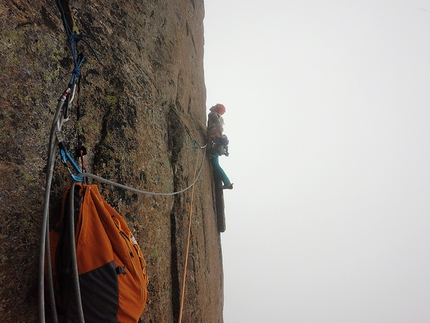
0, 1, 223, 322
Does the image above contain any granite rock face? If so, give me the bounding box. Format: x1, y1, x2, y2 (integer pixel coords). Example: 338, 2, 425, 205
0, 1, 223, 322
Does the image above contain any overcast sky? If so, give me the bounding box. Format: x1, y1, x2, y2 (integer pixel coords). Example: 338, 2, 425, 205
204, 1, 430, 322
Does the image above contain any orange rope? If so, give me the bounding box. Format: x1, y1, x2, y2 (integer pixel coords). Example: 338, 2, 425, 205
177, 147, 201, 323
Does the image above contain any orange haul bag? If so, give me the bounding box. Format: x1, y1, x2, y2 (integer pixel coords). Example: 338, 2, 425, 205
49, 183, 148, 323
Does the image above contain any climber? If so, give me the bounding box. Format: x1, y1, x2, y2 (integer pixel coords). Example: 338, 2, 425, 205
207, 103, 233, 190
207, 103, 225, 139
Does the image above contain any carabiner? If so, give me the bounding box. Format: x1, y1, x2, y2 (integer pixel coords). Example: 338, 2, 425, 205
59, 142, 84, 182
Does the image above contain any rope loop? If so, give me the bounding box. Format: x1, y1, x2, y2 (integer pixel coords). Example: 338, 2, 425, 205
56, 0, 100, 87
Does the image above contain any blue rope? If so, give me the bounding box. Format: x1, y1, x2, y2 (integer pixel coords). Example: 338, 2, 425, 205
53, 0, 100, 183
56, 0, 100, 86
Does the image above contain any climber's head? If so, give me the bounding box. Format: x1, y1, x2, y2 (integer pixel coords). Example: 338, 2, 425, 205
210, 103, 226, 115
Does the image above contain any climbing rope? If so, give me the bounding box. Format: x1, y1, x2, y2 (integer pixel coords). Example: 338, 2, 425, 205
170, 107, 208, 146
39, 2, 100, 322
177, 147, 201, 323
40, 93, 207, 321
55, 0, 100, 84
76, 147, 205, 196
66, 181, 86, 323
39, 88, 69, 323
40, 2, 210, 323
40, 59, 207, 323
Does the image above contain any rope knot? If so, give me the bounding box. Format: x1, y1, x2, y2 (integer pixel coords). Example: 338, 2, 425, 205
72, 65, 81, 78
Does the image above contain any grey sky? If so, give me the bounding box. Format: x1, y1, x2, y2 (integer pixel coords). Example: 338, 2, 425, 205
204, 1, 430, 322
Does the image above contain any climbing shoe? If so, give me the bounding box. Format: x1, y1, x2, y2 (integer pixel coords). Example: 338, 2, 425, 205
222, 183, 233, 190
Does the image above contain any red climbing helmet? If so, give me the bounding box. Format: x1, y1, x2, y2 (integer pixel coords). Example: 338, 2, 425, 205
211, 103, 226, 115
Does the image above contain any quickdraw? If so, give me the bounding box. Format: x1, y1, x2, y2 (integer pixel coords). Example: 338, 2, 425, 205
55, 87, 85, 182
40, 2, 209, 323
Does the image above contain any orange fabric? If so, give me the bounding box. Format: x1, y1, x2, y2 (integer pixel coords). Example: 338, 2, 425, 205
81, 185, 148, 322
50, 184, 148, 323
75, 185, 114, 274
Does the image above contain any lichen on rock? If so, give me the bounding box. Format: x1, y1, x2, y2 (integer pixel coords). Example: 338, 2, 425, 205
0, 1, 223, 322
